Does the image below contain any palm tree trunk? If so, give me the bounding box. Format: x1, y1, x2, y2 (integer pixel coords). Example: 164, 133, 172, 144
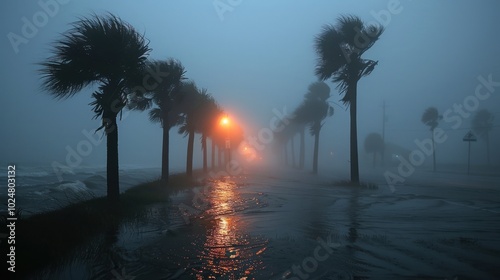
161, 114, 169, 182
291, 136, 296, 168
349, 83, 360, 183
202, 134, 207, 173
186, 129, 195, 177
211, 138, 215, 169
313, 128, 320, 174
106, 115, 119, 201
299, 128, 305, 169
431, 128, 436, 172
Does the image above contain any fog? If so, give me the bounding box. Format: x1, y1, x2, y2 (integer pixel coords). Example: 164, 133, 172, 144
1, 0, 499, 175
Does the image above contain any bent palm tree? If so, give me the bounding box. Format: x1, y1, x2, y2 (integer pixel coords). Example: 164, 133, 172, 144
472, 109, 494, 165
294, 82, 333, 174
128, 59, 186, 182
315, 15, 383, 183
197, 97, 221, 173
40, 14, 150, 201
421, 107, 441, 172
177, 82, 214, 177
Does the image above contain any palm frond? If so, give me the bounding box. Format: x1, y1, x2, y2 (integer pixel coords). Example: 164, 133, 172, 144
306, 81, 331, 101
337, 15, 364, 47
127, 93, 152, 111
421, 107, 440, 130
314, 24, 348, 80
39, 13, 151, 100
148, 108, 163, 124
315, 14, 383, 107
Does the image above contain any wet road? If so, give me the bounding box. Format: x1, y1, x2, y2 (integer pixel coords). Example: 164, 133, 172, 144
38, 169, 500, 279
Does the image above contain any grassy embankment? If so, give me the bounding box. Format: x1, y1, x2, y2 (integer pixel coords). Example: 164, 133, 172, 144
2, 172, 202, 278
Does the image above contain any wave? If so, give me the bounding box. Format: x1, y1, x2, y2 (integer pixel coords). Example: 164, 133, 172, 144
16, 171, 51, 177
53, 180, 90, 193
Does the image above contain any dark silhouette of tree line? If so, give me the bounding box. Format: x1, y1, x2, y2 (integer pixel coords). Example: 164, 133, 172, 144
40, 13, 241, 201
278, 15, 384, 181
37, 11, 397, 199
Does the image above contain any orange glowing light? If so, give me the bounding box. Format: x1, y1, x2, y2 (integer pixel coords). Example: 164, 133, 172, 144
220, 117, 229, 125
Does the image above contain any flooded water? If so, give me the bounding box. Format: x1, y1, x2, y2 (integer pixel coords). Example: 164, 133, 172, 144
31, 170, 500, 279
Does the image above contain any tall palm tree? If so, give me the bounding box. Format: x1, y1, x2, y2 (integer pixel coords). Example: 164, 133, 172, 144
128, 59, 186, 183
294, 82, 333, 174
177, 82, 216, 177
195, 93, 219, 173
298, 123, 306, 169
421, 107, 441, 172
277, 118, 298, 167
315, 15, 383, 183
472, 109, 494, 165
39, 14, 151, 201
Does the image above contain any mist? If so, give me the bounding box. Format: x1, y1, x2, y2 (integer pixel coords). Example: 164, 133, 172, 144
1, 0, 499, 175
1, 1, 500, 278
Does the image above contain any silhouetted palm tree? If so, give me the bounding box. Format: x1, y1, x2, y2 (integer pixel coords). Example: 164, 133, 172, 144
40, 14, 150, 201
364, 133, 384, 167
195, 93, 219, 173
297, 123, 306, 169
128, 59, 186, 183
421, 107, 441, 172
177, 82, 216, 177
315, 15, 383, 182
294, 82, 333, 174
472, 109, 494, 165
277, 118, 299, 167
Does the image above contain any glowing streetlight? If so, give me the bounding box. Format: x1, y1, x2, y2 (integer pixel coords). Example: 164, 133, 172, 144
220, 116, 229, 126
220, 115, 231, 164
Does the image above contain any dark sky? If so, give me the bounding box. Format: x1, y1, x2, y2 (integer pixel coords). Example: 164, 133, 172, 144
1, 0, 499, 171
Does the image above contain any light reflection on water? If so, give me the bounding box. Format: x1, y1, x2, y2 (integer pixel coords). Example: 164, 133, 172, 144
193, 178, 267, 279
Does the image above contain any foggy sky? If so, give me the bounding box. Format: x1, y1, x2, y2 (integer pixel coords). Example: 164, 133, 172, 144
1, 0, 499, 173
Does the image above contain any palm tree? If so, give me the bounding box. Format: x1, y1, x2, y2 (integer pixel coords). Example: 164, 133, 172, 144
298, 123, 306, 169
472, 109, 494, 165
277, 118, 298, 167
294, 82, 333, 174
364, 133, 384, 167
195, 94, 219, 173
39, 14, 150, 201
315, 15, 383, 183
421, 107, 441, 172
128, 59, 186, 183
177, 82, 216, 177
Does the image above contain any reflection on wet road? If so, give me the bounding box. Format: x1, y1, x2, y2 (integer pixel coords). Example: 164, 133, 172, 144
192, 179, 268, 279
35, 171, 500, 279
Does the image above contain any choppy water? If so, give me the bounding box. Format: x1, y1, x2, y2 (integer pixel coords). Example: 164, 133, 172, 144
25, 168, 500, 279
0, 164, 162, 215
